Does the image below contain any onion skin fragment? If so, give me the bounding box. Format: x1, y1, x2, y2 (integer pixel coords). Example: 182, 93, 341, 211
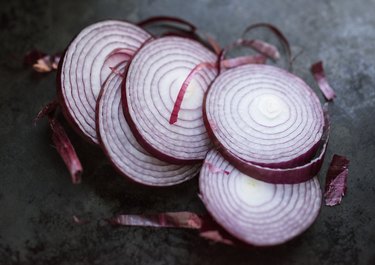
24, 49, 61, 73
311, 61, 336, 101
220, 54, 267, 69
49, 117, 83, 184
109, 212, 203, 229
33, 100, 59, 125
324, 154, 349, 206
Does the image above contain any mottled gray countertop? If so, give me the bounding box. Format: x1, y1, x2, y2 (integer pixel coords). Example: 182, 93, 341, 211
0, 0, 374, 264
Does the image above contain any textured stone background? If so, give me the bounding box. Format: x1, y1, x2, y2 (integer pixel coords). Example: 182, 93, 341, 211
0, 0, 374, 264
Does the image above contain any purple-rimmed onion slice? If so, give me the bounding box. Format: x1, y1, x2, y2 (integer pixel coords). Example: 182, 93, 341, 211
58, 20, 152, 144
123, 36, 218, 164
199, 150, 322, 246
204, 64, 325, 183
96, 62, 200, 186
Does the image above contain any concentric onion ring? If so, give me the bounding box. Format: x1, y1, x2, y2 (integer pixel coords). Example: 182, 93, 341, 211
204, 64, 324, 169
96, 62, 200, 186
58, 20, 151, 144
199, 150, 322, 246
123, 36, 218, 164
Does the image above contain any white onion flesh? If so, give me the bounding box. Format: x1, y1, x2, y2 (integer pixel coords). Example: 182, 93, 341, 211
204, 64, 324, 169
199, 150, 322, 246
96, 63, 200, 186
123, 36, 218, 163
58, 20, 151, 144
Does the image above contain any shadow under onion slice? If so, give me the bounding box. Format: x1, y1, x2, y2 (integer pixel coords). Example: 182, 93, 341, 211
204, 64, 327, 183
324, 154, 349, 206
122, 36, 218, 164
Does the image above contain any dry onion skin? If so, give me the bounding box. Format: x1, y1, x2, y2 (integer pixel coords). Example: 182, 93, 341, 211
204, 64, 326, 183
122, 36, 218, 164
96, 63, 200, 186
58, 20, 151, 144
199, 150, 322, 246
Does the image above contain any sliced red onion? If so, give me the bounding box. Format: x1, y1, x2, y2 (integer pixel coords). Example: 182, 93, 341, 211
311, 61, 336, 101
97, 63, 200, 186
123, 36, 218, 164
324, 154, 349, 206
137, 16, 197, 33
205, 64, 324, 171
58, 20, 151, 144
169, 62, 217, 125
199, 150, 322, 246
24, 49, 61, 73
109, 211, 234, 245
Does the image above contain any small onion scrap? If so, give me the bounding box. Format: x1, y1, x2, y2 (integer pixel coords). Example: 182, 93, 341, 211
96, 63, 200, 186
58, 20, 152, 144
204, 64, 326, 183
123, 36, 218, 164
199, 150, 322, 246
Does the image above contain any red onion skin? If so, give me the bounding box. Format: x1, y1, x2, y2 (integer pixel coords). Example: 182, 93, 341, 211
311, 61, 336, 101
95, 63, 200, 187
324, 155, 349, 206
202, 83, 330, 184
199, 150, 323, 246
121, 37, 213, 165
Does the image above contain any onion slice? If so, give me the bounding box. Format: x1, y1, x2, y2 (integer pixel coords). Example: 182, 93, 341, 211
58, 20, 152, 144
137, 16, 197, 33
204, 64, 324, 171
324, 154, 349, 206
199, 150, 322, 246
311, 61, 336, 101
109, 211, 235, 245
97, 63, 200, 186
123, 36, 218, 164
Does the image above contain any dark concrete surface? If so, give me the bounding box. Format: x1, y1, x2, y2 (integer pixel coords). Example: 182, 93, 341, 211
1, 0, 375, 264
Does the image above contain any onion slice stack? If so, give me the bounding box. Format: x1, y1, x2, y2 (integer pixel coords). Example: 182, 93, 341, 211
123, 36, 218, 164
204, 64, 326, 183
199, 150, 322, 246
58, 20, 152, 144
96, 62, 200, 186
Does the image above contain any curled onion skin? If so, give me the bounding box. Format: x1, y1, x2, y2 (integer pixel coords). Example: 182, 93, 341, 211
57, 20, 152, 144
96, 63, 200, 186
199, 150, 322, 246
123, 36, 218, 164
204, 64, 324, 169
